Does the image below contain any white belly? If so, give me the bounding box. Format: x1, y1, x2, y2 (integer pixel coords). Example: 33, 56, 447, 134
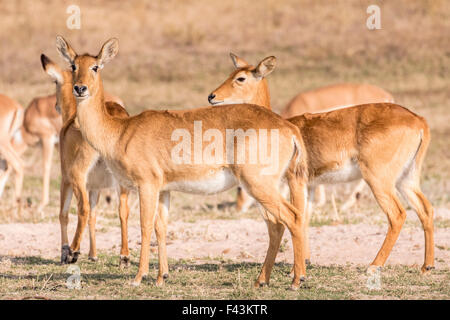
163, 168, 237, 195
104, 159, 137, 190
86, 159, 118, 190
311, 161, 362, 186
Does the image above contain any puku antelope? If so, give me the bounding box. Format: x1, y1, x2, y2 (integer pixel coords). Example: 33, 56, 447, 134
19, 91, 123, 214
41, 54, 136, 266
0, 94, 24, 212
282, 83, 394, 212
18, 94, 61, 214
1, 93, 64, 215
56, 36, 309, 290
209, 54, 396, 215
280, 83, 394, 118
2, 91, 124, 214
209, 54, 435, 274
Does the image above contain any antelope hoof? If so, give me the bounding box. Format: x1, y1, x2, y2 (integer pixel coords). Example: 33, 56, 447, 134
289, 284, 299, 291
88, 256, 98, 262
155, 277, 165, 287
71, 251, 80, 263
119, 255, 131, 269
131, 280, 141, 287
254, 280, 268, 288
131, 273, 147, 287
367, 265, 382, 275
289, 276, 306, 291
61, 245, 74, 264
155, 272, 169, 287
421, 265, 435, 275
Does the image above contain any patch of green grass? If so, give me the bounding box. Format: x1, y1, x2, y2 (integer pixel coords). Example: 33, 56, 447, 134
0, 252, 448, 300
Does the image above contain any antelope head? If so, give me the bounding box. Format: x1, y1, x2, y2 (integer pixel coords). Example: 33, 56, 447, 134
55, 36, 119, 102
208, 53, 276, 109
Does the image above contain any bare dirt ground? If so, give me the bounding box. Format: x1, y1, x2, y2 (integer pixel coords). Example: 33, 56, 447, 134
0, 0, 448, 300
1, 207, 448, 270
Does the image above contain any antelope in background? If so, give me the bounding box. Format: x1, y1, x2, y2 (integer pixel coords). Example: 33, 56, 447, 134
209, 54, 435, 275
0, 94, 24, 214
21, 92, 123, 214
40, 53, 137, 266
0, 93, 66, 215
16, 94, 62, 214
56, 36, 311, 290
19, 93, 123, 214
1, 87, 125, 216
209, 54, 395, 216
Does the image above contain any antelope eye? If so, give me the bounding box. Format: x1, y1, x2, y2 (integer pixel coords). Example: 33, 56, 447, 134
236, 77, 246, 82
92, 66, 99, 72
71, 64, 76, 72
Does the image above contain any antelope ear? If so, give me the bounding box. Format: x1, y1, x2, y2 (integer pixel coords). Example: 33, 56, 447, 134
253, 56, 276, 78
41, 54, 64, 84
56, 35, 77, 64
230, 53, 250, 69
97, 38, 119, 68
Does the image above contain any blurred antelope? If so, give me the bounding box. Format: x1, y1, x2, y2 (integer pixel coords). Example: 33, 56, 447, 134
41, 54, 132, 266
20, 92, 123, 214
1, 91, 124, 214
209, 54, 395, 216
10, 94, 62, 214
56, 36, 310, 290
0, 94, 24, 212
209, 54, 435, 274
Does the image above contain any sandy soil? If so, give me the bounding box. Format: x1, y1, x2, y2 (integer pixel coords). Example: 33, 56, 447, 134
0, 208, 449, 269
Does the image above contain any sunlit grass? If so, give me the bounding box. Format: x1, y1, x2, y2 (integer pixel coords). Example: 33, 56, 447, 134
0, 252, 448, 300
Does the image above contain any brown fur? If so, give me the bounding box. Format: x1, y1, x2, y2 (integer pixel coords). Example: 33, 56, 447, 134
211, 55, 396, 214
290, 103, 434, 274
19, 94, 61, 213
57, 36, 309, 289
3, 55, 126, 215
0, 94, 24, 212
41, 54, 131, 265
210, 55, 434, 274
209, 54, 273, 109
281, 83, 394, 118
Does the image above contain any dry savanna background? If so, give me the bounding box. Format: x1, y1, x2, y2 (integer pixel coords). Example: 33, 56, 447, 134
0, 0, 449, 299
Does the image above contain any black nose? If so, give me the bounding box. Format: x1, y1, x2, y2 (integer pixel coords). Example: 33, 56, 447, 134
74, 85, 87, 95
208, 93, 216, 103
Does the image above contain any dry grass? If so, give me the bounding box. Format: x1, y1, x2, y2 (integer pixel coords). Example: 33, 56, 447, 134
0, 0, 447, 217
0, 0, 449, 299
1, 254, 448, 300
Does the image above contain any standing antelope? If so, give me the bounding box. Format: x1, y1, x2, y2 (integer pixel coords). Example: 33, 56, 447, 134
0, 94, 24, 211
281, 83, 394, 118
209, 54, 435, 274
2, 92, 123, 214
56, 36, 309, 290
17, 92, 123, 214
21, 94, 61, 214
282, 83, 394, 212
40, 54, 135, 266
209, 54, 395, 214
